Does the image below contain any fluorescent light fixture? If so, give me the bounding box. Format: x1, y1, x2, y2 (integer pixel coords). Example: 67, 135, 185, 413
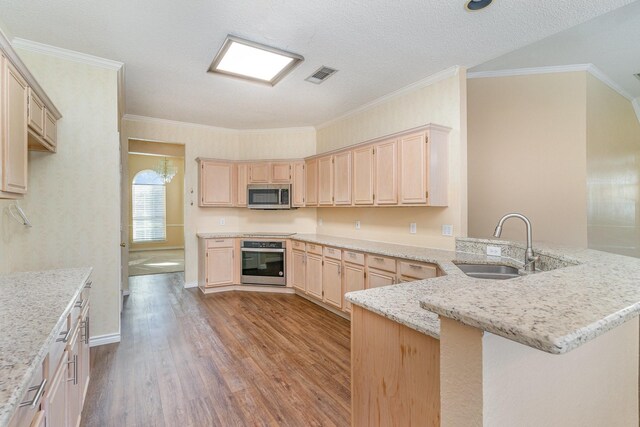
208, 35, 304, 86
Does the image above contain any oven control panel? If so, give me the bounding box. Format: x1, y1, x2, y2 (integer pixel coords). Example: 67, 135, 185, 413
241, 241, 286, 249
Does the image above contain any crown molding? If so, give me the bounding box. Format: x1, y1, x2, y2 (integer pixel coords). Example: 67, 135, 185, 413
123, 113, 315, 134
468, 64, 634, 102
316, 66, 461, 130
11, 37, 123, 70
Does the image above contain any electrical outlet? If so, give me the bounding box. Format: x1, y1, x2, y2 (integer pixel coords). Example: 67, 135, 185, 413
355, 220, 361, 230
442, 224, 453, 236
409, 223, 417, 234
318, 218, 323, 226
487, 246, 502, 257
219, 218, 225, 226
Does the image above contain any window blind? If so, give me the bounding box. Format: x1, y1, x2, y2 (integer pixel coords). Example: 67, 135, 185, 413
132, 184, 166, 242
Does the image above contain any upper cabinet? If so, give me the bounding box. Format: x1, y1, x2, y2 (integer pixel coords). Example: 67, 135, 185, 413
0, 32, 61, 199
199, 160, 234, 206
197, 124, 450, 209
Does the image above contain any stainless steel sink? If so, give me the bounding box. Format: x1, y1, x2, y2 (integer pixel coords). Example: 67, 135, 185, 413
454, 263, 521, 280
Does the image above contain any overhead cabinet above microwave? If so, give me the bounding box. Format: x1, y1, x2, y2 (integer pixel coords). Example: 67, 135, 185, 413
197, 123, 450, 209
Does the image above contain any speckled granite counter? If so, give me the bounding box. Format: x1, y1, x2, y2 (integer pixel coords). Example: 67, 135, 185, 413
0, 268, 92, 427
197, 232, 297, 239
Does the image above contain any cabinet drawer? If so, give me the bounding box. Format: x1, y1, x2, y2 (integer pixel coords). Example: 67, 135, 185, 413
206, 238, 234, 248
47, 321, 70, 380
306, 243, 322, 255
399, 261, 438, 280
8, 364, 45, 427
323, 247, 341, 260
367, 255, 397, 273
291, 240, 305, 251
343, 250, 365, 266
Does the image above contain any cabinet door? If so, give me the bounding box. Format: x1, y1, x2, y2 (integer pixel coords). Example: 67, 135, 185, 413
306, 253, 323, 299
343, 263, 365, 313
322, 257, 342, 308
318, 156, 334, 205
80, 309, 90, 406
271, 162, 291, 183
305, 159, 318, 206
374, 140, 398, 205
200, 161, 233, 206
353, 146, 374, 205
333, 151, 352, 205
205, 247, 234, 287
43, 109, 57, 148
248, 163, 270, 183
27, 88, 44, 135
46, 351, 68, 427
367, 268, 395, 289
67, 328, 81, 427
292, 162, 305, 207
399, 132, 428, 204
2, 56, 28, 194
236, 164, 248, 207
291, 250, 306, 291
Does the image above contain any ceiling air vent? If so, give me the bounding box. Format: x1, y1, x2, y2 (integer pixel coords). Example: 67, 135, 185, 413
305, 66, 338, 84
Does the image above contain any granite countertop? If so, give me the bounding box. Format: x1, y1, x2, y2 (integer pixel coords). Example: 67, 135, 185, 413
0, 268, 92, 427
197, 232, 297, 239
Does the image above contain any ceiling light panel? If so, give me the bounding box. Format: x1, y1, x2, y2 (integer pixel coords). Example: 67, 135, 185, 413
208, 36, 304, 86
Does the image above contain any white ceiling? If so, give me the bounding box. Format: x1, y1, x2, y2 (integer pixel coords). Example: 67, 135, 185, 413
0, 0, 635, 129
471, 1, 640, 100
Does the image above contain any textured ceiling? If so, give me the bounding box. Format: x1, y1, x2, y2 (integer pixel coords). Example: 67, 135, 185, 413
471, 1, 640, 99
0, 0, 635, 128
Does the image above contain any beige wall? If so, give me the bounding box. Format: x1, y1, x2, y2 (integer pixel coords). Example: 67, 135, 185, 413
0, 48, 121, 338
586, 74, 640, 258
467, 72, 589, 247
128, 152, 184, 251
314, 69, 468, 249
122, 118, 318, 286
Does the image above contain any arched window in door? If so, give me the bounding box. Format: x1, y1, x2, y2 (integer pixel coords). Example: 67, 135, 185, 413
132, 170, 166, 242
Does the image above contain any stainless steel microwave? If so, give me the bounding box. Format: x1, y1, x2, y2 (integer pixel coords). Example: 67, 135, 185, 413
247, 184, 292, 209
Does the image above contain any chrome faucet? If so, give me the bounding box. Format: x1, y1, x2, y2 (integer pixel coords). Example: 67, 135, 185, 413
493, 213, 538, 272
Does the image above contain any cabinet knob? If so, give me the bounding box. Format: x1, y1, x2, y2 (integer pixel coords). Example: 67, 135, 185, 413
120, 242, 126, 248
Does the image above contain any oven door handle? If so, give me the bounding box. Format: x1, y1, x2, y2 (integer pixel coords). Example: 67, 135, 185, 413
241, 248, 285, 253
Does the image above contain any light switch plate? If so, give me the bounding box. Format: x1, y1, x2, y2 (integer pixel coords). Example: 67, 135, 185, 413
410, 223, 417, 234
219, 218, 226, 226
487, 246, 502, 257
355, 220, 361, 230
442, 224, 453, 236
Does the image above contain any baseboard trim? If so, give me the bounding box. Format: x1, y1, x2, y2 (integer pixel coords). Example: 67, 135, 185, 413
89, 333, 121, 347
198, 285, 296, 295
185, 281, 198, 289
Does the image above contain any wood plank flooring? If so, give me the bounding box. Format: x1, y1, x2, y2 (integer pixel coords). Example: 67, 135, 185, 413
81, 273, 351, 427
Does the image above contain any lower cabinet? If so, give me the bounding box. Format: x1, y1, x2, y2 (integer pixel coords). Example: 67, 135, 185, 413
291, 249, 306, 292
343, 262, 365, 313
367, 268, 396, 288
322, 257, 343, 309
305, 253, 323, 299
66, 325, 81, 427
46, 350, 69, 427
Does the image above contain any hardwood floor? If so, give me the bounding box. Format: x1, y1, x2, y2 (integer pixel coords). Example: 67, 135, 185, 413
81, 274, 351, 427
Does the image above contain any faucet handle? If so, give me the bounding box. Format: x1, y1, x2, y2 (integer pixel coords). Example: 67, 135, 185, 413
523, 255, 540, 271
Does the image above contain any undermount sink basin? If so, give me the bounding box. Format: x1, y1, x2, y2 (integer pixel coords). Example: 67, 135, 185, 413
455, 263, 521, 280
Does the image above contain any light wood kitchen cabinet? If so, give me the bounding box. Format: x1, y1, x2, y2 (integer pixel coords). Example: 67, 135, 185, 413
271, 162, 291, 183
43, 110, 57, 149
305, 158, 318, 206
343, 262, 365, 313
398, 260, 438, 281
305, 253, 323, 299
236, 163, 248, 207
367, 268, 395, 289
318, 155, 334, 205
248, 162, 270, 183
291, 249, 306, 292
291, 162, 305, 207
67, 324, 82, 427
352, 145, 374, 205
322, 256, 343, 309
27, 88, 44, 135
1, 55, 28, 196
199, 160, 234, 206
30, 412, 45, 427
374, 140, 398, 205
399, 132, 428, 204
205, 246, 234, 287
333, 151, 352, 205
46, 350, 69, 427
79, 305, 90, 406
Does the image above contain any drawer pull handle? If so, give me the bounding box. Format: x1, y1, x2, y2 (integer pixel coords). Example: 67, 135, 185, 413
57, 329, 71, 343
19, 378, 47, 408
67, 354, 78, 385
214, 239, 225, 243
75, 299, 84, 308
85, 281, 92, 289
409, 264, 422, 269
373, 257, 385, 262
349, 253, 356, 258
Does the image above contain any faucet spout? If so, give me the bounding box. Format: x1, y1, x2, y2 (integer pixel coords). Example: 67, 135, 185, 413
493, 213, 536, 272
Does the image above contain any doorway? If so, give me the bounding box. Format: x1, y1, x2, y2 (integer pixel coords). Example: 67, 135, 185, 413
121, 139, 185, 285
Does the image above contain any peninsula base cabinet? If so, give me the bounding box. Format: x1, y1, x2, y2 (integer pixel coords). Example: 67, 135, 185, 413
8, 280, 91, 427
